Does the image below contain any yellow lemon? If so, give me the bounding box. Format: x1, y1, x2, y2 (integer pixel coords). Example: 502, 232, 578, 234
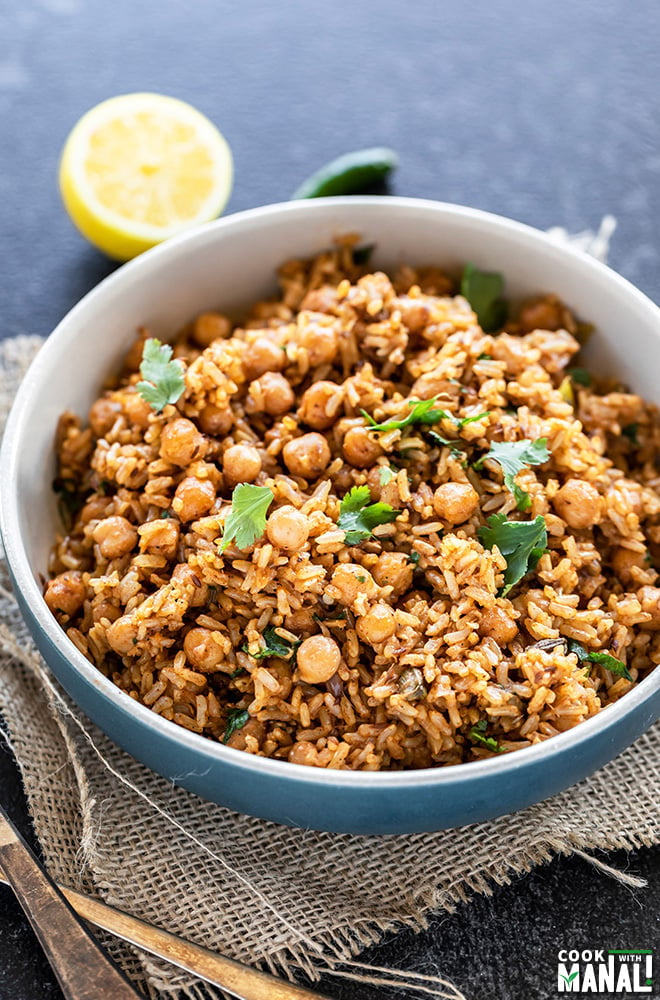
59, 93, 233, 261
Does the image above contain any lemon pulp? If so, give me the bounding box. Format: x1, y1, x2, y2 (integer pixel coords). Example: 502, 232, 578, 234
59, 93, 233, 261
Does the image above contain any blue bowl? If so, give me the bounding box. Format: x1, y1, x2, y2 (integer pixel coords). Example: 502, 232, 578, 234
2, 198, 659, 834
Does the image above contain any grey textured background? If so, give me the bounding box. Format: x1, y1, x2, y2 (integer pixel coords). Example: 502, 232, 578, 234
0, 0, 658, 997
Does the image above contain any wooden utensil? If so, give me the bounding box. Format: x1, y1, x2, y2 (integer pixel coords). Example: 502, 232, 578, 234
0, 830, 331, 1000
0, 803, 142, 998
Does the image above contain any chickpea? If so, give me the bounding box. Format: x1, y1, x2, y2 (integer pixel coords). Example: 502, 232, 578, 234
297, 635, 341, 684
395, 296, 430, 333
138, 518, 180, 560
89, 398, 122, 437
244, 337, 286, 380
298, 319, 339, 366
172, 477, 216, 521
198, 403, 234, 437
184, 627, 228, 672
225, 717, 265, 751
372, 551, 414, 597
611, 545, 646, 584
249, 371, 295, 417
92, 515, 138, 559
553, 479, 601, 530
342, 426, 383, 469
44, 571, 86, 617
91, 599, 121, 624
287, 741, 319, 766
78, 395, 111, 438
518, 294, 567, 333
356, 603, 396, 644
432, 482, 480, 525
299, 285, 337, 313
106, 614, 138, 656
222, 444, 262, 486
122, 392, 152, 430
172, 563, 208, 606
266, 505, 310, 552
81, 494, 113, 523
329, 564, 378, 606
478, 606, 518, 645
639, 586, 660, 629
192, 312, 231, 348
282, 433, 331, 479
298, 381, 341, 430
160, 418, 206, 466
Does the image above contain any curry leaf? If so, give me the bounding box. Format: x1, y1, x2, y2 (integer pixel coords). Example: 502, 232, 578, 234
461, 263, 508, 332
220, 484, 274, 552
475, 438, 550, 510
478, 513, 547, 596
136, 338, 186, 412
337, 485, 399, 544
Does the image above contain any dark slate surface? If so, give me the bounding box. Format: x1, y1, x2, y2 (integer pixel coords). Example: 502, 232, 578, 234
0, 0, 658, 997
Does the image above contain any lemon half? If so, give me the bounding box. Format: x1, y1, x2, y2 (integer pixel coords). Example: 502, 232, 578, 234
59, 93, 234, 261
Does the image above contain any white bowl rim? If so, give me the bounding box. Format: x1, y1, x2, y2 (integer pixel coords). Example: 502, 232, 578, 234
1, 195, 659, 790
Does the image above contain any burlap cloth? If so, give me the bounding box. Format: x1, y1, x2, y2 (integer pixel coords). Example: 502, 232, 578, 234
0, 218, 658, 1000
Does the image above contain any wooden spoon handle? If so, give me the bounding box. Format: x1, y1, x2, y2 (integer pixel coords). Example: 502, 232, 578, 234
0, 804, 141, 1000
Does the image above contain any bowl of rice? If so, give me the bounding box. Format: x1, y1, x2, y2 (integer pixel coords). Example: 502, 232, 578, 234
2, 197, 659, 834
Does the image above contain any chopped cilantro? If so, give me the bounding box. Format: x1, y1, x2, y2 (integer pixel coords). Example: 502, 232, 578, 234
228, 667, 246, 679
337, 485, 399, 545
478, 513, 547, 597
474, 438, 550, 511
160, 509, 173, 519
136, 338, 186, 413
566, 639, 632, 681
568, 367, 592, 387
469, 719, 504, 753
220, 484, 274, 552
362, 395, 490, 435
378, 466, 396, 486
242, 624, 301, 660
408, 551, 420, 565
460, 263, 507, 332
622, 423, 639, 445
428, 430, 465, 459
222, 708, 250, 743
477, 352, 492, 361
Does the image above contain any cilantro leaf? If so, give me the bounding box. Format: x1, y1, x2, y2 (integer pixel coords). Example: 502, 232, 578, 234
136, 338, 186, 413
474, 438, 550, 510
622, 423, 639, 445
362, 396, 449, 433
222, 708, 250, 744
460, 263, 508, 332
220, 484, 274, 552
242, 624, 301, 660
469, 719, 504, 753
568, 367, 592, 387
428, 431, 465, 459
337, 485, 399, 544
478, 512, 547, 596
566, 639, 632, 681
363, 395, 490, 435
